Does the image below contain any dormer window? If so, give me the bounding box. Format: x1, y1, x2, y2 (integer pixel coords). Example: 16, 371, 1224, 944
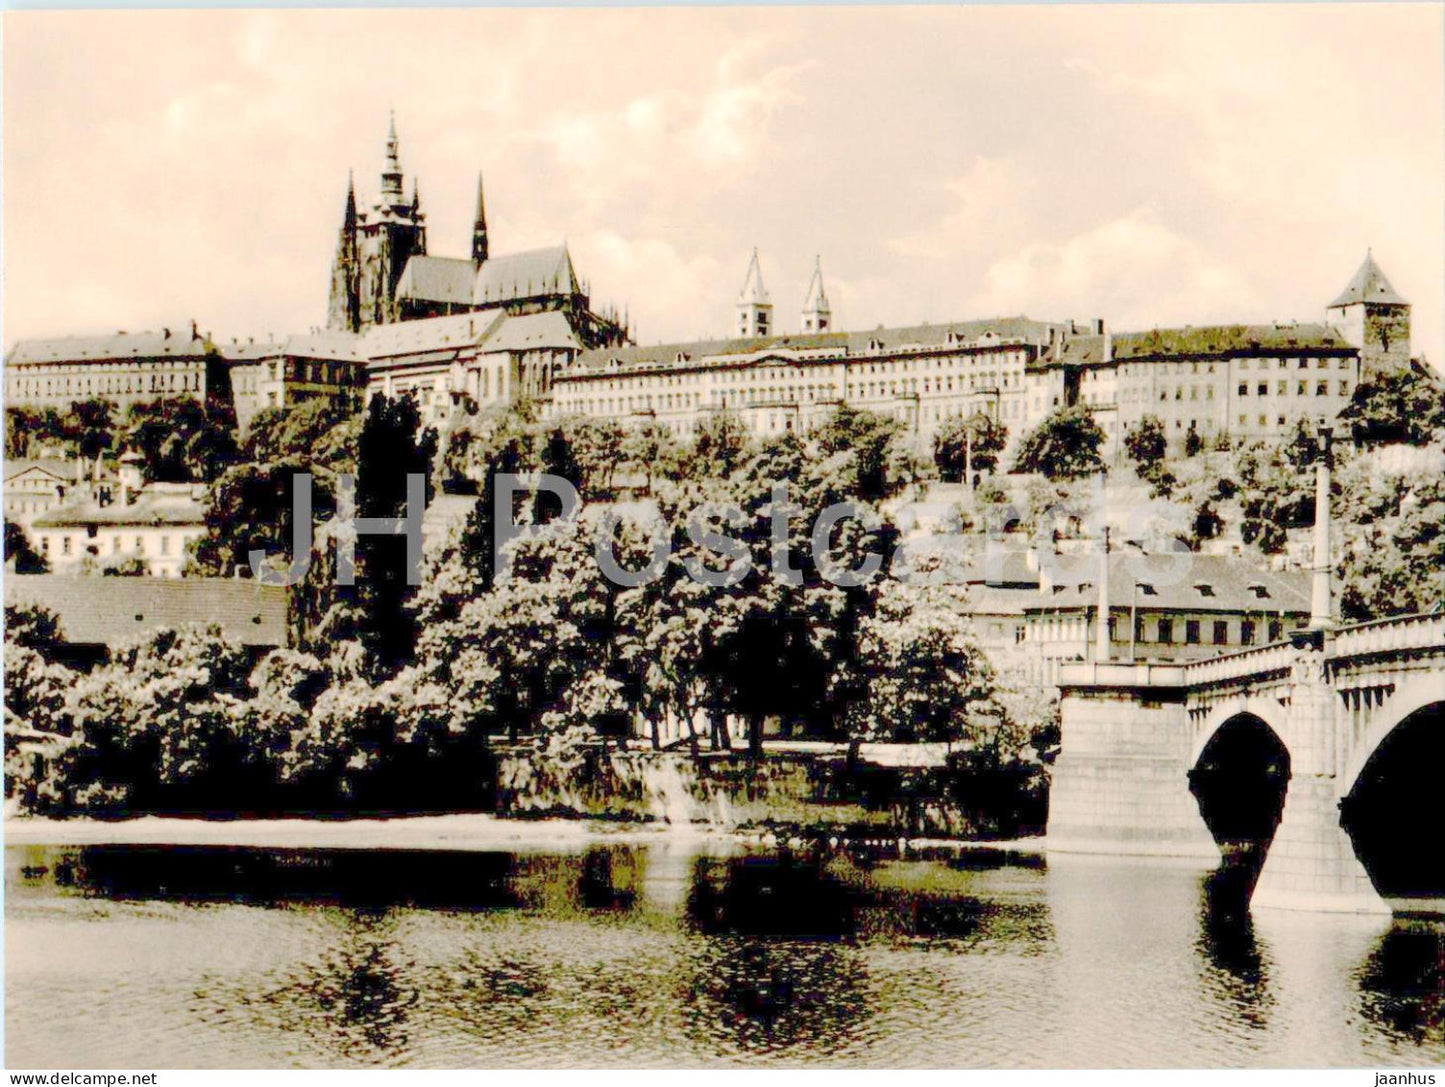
1138, 583, 1158, 596
1247, 583, 1270, 599
1195, 583, 1215, 597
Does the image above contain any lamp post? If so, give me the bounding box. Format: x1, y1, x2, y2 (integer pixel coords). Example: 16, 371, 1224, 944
1308, 421, 1335, 632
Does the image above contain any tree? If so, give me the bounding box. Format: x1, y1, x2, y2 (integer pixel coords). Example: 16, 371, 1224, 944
1338, 474, 1444, 621
934, 412, 1008, 482
620, 421, 680, 496
4, 520, 48, 573
845, 580, 1001, 748
1183, 424, 1204, 458
1340, 361, 1445, 447
345, 393, 438, 671
1012, 406, 1106, 480
1124, 416, 1168, 479
688, 409, 753, 480
564, 416, 626, 499
813, 404, 903, 500
534, 426, 581, 524
63, 398, 117, 466
188, 401, 359, 579
123, 397, 240, 483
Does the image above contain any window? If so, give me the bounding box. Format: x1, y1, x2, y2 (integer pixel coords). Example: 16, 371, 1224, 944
1238, 383, 1248, 397
160, 535, 171, 555
1269, 619, 1284, 642
62, 537, 72, 555
1241, 620, 1256, 646
1316, 381, 1328, 396
1134, 614, 1146, 642
1213, 621, 1229, 646
1257, 383, 1268, 396
1157, 618, 1173, 644
1186, 620, 1200, 645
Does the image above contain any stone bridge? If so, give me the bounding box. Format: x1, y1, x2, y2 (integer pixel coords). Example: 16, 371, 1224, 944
1048, 611, 1445, 914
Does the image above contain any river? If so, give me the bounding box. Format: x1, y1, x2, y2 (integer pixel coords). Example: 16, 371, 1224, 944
5, 838, 1443, 1067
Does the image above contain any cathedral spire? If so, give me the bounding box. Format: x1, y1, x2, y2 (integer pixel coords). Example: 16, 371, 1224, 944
471, 170, 490, 265
326, 172, 362, 333
801, 254, 832, 333
381, 109, 405, 206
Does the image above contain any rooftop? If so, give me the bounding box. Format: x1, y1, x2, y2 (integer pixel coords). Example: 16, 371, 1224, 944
6, 325, 210, 365
472, 245, 580, 306
32, 489, 205, 529
4, 574, 288, 648
1329, 251, 1409, 309
1111, 323, 1352, 360
1029, 552, 1312, 614
569, 316, 1059, 377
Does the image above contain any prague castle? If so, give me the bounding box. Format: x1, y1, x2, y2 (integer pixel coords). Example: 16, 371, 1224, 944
3, 116, 1418, 455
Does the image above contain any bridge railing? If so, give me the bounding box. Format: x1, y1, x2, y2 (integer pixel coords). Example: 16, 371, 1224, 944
1330, 611, 1445, 662
1181, 641, 1295, 688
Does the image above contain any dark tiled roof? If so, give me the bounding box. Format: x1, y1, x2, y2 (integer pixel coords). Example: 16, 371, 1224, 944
4, 574, 288, 648
473, 246, 579, 306
1111, 323, 1351, 360
1029, 552, 1311, 614
397, 255, 477, 306
361, 310, 504, 363
32, 490, 205, 529
1329, 252, 1408, 308
6, 327, 209, 365
571, 316, 1055, 375
1036, 333, 1109, 370
482, 312, 581, 353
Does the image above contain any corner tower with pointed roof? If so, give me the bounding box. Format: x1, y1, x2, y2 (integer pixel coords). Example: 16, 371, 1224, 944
800, 255, 832, 333
737, 248, 773, 337
1326, 249, 1411, 376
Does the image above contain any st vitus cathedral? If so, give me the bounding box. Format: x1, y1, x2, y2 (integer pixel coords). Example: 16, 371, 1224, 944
326, 114, 630, 349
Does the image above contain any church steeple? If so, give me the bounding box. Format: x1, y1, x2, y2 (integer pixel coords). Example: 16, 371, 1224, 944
380, 110, 405, 207
801, 255, 832, 333
737, 247, 773, 338
471, 171, 489, 265
326, 172, 361, 333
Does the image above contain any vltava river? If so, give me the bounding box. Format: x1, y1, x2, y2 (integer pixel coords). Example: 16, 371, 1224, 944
5, 840, 1443, 1067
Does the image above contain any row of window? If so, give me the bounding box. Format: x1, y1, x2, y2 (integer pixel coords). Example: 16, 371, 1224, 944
1134, 616, 1285, 646
41, 532, 182, 556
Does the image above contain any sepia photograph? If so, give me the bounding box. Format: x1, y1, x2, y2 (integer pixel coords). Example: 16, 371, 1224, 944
2, 1, 1443, 1075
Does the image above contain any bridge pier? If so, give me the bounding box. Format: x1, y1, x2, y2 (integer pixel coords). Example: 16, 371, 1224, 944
1048, 663, 1218, 858
1252, 635, 1389, 915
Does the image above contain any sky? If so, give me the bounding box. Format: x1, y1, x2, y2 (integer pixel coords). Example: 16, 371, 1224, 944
4, 5, 1443, 366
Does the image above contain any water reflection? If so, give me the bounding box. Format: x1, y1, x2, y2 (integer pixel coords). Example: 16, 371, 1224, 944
7, 841, 1445, 1067
1196, 863, 1276, 1032
1356, 920, 1445, 1046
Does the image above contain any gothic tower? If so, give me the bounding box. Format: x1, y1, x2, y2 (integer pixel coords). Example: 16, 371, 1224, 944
326, 173, 362, 333
354, 112, 428, 330
1326, 249, 1411, 376
800, 255, 832, 333
471, 171, 489, 265
737, 248, 773, 338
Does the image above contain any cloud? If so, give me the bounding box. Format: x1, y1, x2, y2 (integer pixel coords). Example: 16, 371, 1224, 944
972, 207, 1253, 329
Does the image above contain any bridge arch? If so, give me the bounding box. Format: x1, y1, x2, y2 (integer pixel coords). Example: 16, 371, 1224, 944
1188, 703, 1292, 860
1338, 672, 1445, 907
1341, 672, 1445, 794
1189, 696, 1291, 771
